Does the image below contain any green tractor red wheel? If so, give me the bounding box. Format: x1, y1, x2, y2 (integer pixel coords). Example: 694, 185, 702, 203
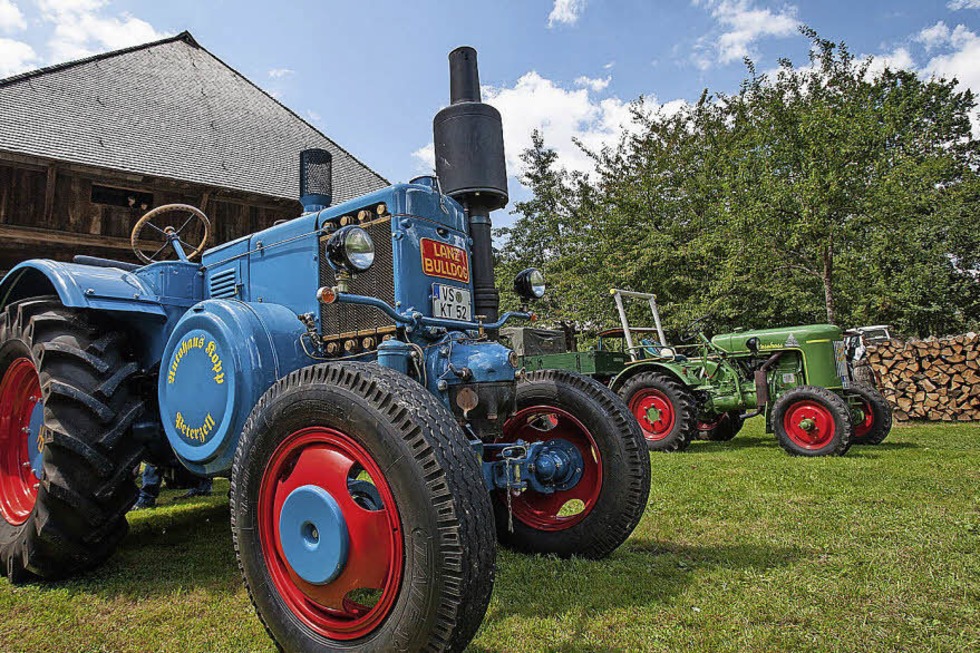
231, 362, 495, 652
493, 369, 650, 560
629, 389, 676, 442
846, 383, 893, 445
772, 386, 852, 456
617, 371, 697, 452
697, 411, 745, 442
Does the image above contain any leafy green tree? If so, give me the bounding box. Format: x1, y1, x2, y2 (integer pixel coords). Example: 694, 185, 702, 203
497, 28, 980, 339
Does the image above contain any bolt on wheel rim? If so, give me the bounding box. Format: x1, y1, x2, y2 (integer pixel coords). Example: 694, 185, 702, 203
259, 427, 403, 640
783, 400, 836, 449
0, 357, 43, 526
629, 389, 675, 442
499, 406, 602, 531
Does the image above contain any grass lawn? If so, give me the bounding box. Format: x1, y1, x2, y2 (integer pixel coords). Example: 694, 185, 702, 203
1, 420, 977, 652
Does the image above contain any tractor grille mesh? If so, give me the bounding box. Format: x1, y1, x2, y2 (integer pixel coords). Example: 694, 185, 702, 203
319, 217, 395, 340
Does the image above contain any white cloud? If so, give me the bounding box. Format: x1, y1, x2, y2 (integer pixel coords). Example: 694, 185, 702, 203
413, 72, 685, 182
0, 0, 26, 33
0, 36, 37, 76
864, 47, 915, 77
693, 0, 800, 68
37, 0, 168, 61
924, 24, 980, 96
483, 72, 683, 176
574, 75, 611, 92
603, 61, 615, 70
917, 21, 951, 51
947, 0, 980, 10
305, 109, 322, 123
548, 0, 587, 28
268, 67, 294, 79
412, 142, 435, 171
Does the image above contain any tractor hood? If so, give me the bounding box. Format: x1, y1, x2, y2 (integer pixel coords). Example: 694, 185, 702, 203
711, 324, 843, 354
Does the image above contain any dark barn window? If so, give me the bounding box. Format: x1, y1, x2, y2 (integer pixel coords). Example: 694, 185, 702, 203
91, 185, 153, 210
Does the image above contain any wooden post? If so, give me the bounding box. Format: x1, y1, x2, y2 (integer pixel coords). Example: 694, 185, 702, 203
43, 163, 57, 225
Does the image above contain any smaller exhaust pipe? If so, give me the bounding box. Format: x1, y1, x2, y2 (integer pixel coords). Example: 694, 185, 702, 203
299, 148, 333, 213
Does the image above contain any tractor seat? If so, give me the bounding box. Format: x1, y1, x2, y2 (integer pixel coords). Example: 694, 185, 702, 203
640, 338, 688, 362
73, 255, 142, 273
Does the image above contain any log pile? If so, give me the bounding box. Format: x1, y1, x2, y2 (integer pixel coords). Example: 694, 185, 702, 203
865, 333, 980, 422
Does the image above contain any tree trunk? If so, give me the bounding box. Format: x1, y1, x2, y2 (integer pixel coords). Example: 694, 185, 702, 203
822, 245, 836, 324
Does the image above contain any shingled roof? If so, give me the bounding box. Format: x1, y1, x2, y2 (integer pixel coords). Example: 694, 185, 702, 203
0, 31, 387, 203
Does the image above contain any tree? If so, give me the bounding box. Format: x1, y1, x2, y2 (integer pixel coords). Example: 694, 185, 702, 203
498, 28, 980, 338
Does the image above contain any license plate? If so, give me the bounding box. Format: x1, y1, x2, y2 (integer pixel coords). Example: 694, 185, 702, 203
432, 284, 472, 322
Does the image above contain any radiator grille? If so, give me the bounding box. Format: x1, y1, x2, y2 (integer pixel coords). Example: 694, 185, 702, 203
320, 217, 395, 340
209, 267, 238, 299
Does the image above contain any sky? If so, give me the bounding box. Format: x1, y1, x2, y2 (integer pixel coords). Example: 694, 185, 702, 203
2, 1, 979, 224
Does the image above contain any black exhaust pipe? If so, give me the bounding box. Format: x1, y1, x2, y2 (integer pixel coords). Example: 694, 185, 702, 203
433, 47, 508, 326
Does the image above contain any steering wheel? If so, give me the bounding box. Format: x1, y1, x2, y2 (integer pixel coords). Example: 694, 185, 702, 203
131, 204, 211, 264
682, 315, 711, 342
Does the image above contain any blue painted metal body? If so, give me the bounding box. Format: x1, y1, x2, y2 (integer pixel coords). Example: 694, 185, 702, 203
0, 180, 566, 490
481, 439, 585, 495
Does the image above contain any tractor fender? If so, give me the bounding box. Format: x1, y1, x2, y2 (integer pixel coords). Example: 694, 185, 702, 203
610, 360, 701, 394
0, 260, 166, 317
157, 299, 311, 477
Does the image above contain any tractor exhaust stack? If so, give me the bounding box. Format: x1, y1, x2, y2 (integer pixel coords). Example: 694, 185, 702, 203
433, 47, 508, 325
299, 148, 333, 213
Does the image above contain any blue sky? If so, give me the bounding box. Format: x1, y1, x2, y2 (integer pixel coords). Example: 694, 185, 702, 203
2, 1, 979, 222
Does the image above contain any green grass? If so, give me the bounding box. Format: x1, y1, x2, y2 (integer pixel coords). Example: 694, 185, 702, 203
1, 421, 978, 652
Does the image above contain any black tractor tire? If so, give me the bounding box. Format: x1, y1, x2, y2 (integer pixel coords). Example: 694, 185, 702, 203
701, 411, 745, 442
494, 369, 651, 559
617, 371, 698, 452
772, 386, 852, 457
847, 383, 893, 445
231, 362, 495, 653
0, 297, 145, 582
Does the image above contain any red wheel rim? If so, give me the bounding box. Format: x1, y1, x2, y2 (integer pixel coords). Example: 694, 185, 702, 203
258, 427, 403, 640
499, 406, 602, 532
854, 400, 874, 438
0, 357, 42, 526
782, 400, 836, 450
628, 389, 675, 442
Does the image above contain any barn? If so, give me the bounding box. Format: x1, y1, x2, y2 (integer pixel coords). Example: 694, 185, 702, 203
0, 31, 387, 274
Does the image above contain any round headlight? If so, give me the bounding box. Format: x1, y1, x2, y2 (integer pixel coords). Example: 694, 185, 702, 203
514, 268, 546, 301
326, 225, 375, 273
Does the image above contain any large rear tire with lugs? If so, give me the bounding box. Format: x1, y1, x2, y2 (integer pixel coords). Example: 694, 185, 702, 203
0, 297, 145, 582
231, 362, 495, 653
493, 369, 651, 559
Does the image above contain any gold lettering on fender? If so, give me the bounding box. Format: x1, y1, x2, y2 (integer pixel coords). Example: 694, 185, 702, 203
175, 411, 217, 443
167, 337, 226, 385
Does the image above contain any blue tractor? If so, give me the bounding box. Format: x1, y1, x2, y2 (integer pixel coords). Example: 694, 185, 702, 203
0, 48, 650, 651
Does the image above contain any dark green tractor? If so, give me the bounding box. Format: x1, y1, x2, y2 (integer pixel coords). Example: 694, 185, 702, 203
521, 290, 893, 456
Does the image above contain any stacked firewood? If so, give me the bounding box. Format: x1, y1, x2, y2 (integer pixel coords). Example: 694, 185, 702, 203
865, 333, 980, 422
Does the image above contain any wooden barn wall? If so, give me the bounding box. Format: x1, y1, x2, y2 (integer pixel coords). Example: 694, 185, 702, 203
0, 162, 299, 271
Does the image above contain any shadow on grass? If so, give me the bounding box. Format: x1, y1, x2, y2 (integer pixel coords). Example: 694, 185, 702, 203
37, 499, 242, 602
469, 537, 802, 652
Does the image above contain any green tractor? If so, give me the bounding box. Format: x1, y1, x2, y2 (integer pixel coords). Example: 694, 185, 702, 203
522, 290, 893, 456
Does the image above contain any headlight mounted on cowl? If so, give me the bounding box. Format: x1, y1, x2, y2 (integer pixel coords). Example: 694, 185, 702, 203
514, 268, 546, 301
326, 225, 375, 273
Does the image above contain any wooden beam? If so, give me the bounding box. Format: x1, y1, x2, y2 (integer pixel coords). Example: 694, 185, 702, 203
43, 163, 57, 224
0, 224, 135, 252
